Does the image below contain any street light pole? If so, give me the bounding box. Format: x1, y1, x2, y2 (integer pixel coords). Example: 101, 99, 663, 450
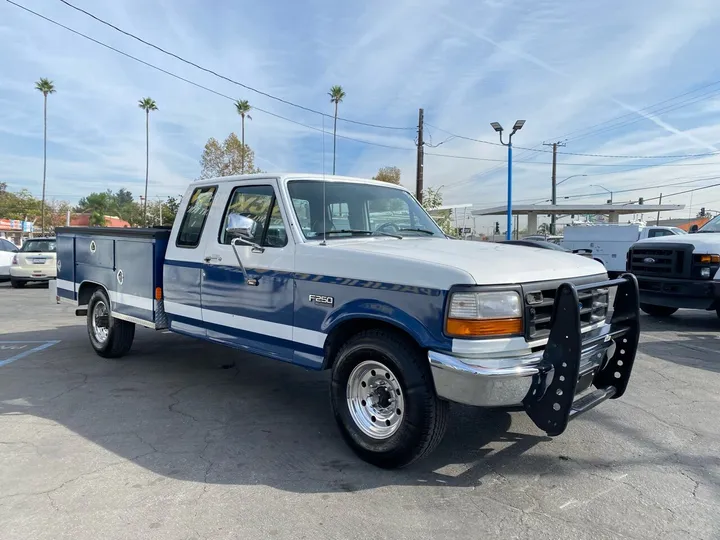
592, 184, 613, 204
491, 120, 526, 240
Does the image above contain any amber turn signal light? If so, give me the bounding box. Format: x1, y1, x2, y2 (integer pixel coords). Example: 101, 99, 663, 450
696, 254, 720, 264
155, 287, 163, 300
446, 317, 523, 337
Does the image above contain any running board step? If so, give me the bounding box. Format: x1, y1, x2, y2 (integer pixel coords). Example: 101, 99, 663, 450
568, 386, 617, 421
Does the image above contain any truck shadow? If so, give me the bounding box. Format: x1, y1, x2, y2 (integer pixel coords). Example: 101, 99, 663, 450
0, 324, 701, 494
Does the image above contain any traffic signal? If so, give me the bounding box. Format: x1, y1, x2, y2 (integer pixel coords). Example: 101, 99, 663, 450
700, 207, 706, 216
638, 197, 644, 205
494, 222, 500, 234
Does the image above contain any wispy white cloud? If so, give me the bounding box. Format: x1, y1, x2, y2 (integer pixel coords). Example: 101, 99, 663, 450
2, 0, 720, 230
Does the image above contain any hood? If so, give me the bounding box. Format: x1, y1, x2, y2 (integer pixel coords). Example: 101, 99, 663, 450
322, 237, 606, 285
635, 233, 720, 253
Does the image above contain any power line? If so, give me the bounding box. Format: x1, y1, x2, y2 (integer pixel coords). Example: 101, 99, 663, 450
6, 0, 420, 153
425, 123, 720, 159
11, 0, 720, 173
549, 80, 720, 143
54, 0, 414, 131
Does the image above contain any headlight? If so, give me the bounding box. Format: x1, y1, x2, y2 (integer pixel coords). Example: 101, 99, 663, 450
446, 291, 522, 337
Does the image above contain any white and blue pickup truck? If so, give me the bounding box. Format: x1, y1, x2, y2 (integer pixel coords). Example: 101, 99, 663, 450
52, 173, 640, 468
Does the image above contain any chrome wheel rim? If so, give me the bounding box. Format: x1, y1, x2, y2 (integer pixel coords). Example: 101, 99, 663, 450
346, 360, 405, 440
92, 300, 110, 343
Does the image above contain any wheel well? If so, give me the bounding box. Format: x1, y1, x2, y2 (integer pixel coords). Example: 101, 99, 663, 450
77, 281, 105, 307
322, 318, 420, 370
593, 257, 606, 267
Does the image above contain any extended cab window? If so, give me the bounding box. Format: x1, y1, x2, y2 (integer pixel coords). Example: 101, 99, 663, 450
648, 229, 673, 238
220, 185, 288, 247
176, 185, 217, 248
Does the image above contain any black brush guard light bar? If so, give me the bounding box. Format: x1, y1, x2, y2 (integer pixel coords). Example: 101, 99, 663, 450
523, 273, 640, 437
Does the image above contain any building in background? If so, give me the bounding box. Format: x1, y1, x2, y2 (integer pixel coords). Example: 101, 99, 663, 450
69, 214, 131, 228
0, 218, 34, 246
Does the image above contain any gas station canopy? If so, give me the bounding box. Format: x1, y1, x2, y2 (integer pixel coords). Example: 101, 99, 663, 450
472, 203, 685, 233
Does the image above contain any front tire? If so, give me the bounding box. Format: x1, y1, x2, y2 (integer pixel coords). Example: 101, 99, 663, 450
330, 329, 449, 469
87, 288, 135, 358
640, 303, 678, 317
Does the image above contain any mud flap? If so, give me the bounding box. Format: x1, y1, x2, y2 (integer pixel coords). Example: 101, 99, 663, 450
523, 274, 640, 436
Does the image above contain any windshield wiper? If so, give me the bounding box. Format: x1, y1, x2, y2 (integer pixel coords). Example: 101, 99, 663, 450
398, 228, 435, 235
320, 229, 402, 239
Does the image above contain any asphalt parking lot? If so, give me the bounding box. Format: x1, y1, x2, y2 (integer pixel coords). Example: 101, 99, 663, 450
0, 282, 719, 540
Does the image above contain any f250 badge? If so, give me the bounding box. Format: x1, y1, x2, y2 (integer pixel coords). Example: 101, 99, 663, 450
309, 294, 334, 307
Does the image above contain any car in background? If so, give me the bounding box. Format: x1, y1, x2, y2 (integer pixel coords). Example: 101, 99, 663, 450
0, 238, 19, 282
10, 237, 57, 288
501, 239, 593, 257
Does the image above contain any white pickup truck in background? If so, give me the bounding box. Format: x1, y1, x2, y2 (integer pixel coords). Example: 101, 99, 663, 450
53, 173, 641, 468
628, 215, 720, 317
561, 223, 686, 276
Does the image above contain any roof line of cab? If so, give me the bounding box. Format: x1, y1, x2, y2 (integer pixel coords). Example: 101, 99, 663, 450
191, 173, 410, 191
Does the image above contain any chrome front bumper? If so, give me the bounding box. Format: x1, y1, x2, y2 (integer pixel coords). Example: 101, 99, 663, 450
428, 274, 640, 437
429, 337, 614, 407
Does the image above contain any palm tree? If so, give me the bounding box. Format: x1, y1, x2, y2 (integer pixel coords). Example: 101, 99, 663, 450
35, 78, 56, 234
138, 97, 158, 226
234, 100, 252, 174
328, 85, 346, 175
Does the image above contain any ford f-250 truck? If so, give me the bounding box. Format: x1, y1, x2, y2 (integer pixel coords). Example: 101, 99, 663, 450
52, 173, 640, 468
628, 215, 720, 317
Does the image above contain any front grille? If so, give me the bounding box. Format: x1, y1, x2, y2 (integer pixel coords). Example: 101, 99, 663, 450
523, 275, 609, 341
628, 243, 694, 279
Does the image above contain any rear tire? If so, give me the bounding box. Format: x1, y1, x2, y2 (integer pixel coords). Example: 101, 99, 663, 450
10, 279, 25, 289
330, 329, 449, 469
87, 288, 135, 358
640, 303, 678, 317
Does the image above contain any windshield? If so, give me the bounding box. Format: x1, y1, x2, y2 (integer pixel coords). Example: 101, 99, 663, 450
21, 239, 56, 253
670, 227, 687, 235
286, 180, 444, 240
697, 216, 720, 233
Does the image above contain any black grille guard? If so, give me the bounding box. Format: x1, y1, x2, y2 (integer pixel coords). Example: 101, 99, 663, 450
522, 273, 640, 436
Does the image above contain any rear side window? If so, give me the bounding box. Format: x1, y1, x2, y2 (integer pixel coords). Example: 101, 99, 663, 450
176, 186, 217, 248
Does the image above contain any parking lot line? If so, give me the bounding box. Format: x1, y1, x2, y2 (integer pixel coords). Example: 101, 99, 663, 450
0, 340, 61, 367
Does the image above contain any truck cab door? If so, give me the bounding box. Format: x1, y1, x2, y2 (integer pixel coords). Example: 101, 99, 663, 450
200, 181, 296, 361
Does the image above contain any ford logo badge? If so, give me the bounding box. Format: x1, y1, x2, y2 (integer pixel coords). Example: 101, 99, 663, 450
643, 257, 656, 264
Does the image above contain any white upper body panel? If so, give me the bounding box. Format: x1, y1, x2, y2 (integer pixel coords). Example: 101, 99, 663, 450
172, 173, 607, 287
295, 237, 606, 287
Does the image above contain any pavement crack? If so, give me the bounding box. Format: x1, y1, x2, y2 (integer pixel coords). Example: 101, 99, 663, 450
680, 470, 701, 498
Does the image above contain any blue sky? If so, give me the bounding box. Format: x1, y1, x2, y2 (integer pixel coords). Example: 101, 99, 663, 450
2, 0, 720, 227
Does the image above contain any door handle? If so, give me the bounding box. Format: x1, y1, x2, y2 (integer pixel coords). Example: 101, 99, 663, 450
203, 254, 222, 262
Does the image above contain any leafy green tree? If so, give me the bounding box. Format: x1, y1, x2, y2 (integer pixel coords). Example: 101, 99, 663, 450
199, 133, 261, 179
76, 191, 114, 227
138, 97, 158, 226
328, 85, 346, 175
35, 77, 56, 234
0, 186, 42, 220
421, 186, 453, 236
234, 100, 252, 174
373, 166, 401, 185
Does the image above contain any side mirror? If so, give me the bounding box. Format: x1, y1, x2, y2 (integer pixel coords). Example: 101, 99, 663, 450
690, 224, 699, 233
226, 225, 254, 239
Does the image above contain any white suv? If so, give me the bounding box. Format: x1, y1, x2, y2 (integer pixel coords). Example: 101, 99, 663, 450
0, 238, 19, 282
10, 237, 57, 288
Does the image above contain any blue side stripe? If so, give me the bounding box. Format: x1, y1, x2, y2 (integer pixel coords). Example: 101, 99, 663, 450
170, 314, 322, 355
164, 259, 443, 297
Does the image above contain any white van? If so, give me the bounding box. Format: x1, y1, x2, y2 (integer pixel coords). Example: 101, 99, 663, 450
561, 224, 685, 276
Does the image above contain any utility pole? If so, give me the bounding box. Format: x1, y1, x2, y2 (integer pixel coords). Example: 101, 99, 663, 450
416, 108, 424, 203
544, 141, 566, 234
656, 193, 662, 225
